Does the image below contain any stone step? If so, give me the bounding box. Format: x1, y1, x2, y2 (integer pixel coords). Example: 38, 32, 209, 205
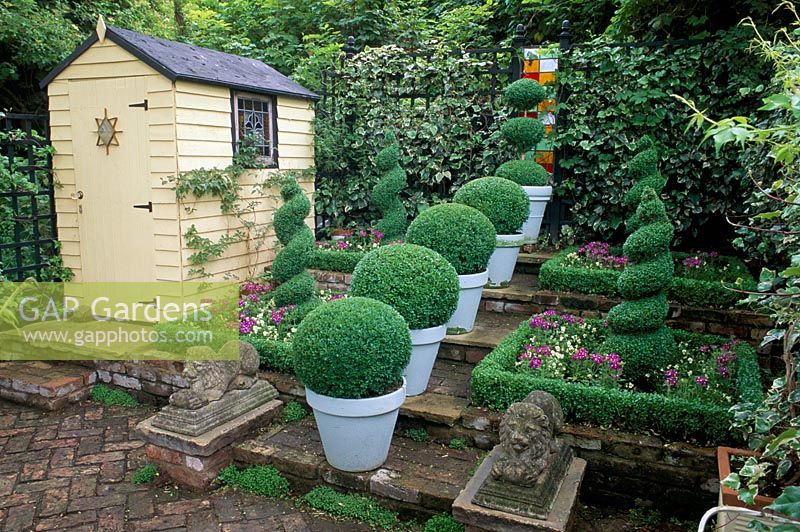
0, 361, 96, 410
440, 310, 521, 364
514, 249, 553, 275
233, 418, 483, 519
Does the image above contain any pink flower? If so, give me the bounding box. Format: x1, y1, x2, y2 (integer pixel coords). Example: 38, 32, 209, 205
664, 368, 679, 387
571, 347, 589, 360
695, 375, 709, 387
529, 358, 542, 369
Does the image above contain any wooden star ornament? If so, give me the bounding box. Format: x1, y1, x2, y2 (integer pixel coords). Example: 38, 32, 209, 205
95, 108, 121, 155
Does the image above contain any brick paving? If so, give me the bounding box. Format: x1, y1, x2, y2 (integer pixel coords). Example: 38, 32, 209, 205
0, 399, 370, 532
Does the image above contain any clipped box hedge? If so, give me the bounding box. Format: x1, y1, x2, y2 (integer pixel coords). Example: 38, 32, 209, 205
471, 318, 762, 443
308, 248, 366, 273
538, 247, 757, 308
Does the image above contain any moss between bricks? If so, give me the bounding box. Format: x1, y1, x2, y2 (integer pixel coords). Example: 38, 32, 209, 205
132, 464, 158, 485
217, 464, 291, 498
539, 247, 757, 309
471, 317, 762, 444
302, 486, 402, 530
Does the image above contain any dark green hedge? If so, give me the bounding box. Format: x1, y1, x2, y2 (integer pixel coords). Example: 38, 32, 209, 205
538, 248, 757, 308
248, 336, 295, 373
471, 319, 762, 443
308, 248, 365, 273
452, 177, 529, 235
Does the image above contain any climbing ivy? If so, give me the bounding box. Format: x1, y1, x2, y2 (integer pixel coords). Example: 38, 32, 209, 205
166, 136, 309, 279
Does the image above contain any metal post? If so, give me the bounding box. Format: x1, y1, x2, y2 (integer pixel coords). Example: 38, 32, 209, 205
549, 19, 572, 243
509, 24, 525, 82
341, 36, 357, 63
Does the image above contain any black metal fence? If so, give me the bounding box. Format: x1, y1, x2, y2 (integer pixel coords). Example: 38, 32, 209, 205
0, 112, 58, 281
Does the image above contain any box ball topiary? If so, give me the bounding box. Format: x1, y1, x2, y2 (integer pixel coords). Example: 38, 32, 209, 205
453, 177, 530, 235
405, 203, 496, 276
504, 78, 547, 111
350, 243, 459, 330
501, 117, 545, 153
292, 296, 411, 399
495, 159, 550, 187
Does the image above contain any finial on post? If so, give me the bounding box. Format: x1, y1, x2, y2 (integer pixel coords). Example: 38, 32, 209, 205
342, 36, 357, 59
559, 20, 571, 50
96, 15, 107, 43
512, 24, 526, 50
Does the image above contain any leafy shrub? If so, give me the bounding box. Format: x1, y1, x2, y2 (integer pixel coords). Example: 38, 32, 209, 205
281, 401, 308, 423
372, 132, 408, 240
350, 244, 459, 330
292, 297, 411, 399
91, 385, 138, 407
495, 159, 550, 187
503, 78, 547, 111
217, 465, 291, 498
308, 248, 365, 273
425, 514, 465, 532
556, 29, 771, 244
272, 176, 315, 308
453, 177, 529, 235
302, 486, 399, 530
405, 203, 496, 275
470, 318, 762, 443
248, 336, 295, 373
132, 464, 157, 485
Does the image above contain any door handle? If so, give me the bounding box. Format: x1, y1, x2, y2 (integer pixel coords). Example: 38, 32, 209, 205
133, 201, 152, 212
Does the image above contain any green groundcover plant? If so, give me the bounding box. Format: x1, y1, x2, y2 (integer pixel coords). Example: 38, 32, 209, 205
90, 384, 138, 407
539, 244, 756, 309
217, 465, 291, 498
471, 311, 761, 443
302, 486, 400, 530
350, 243, 459, 330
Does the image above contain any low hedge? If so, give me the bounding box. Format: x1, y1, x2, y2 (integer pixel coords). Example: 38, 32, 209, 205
308, 248, 365, 273
350, 244, 459, 330
471, 318, 762, 443
538, 247, 757, 308
292, 296, 411, 399
248, 336, 294, 373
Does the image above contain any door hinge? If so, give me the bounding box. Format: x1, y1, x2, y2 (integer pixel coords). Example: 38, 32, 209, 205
129, 99, 148, 110
133, 201, 153, 212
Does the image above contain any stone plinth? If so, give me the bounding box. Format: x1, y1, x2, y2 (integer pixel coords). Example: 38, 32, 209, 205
452, 446, 586, 532
137, 396, 282, 489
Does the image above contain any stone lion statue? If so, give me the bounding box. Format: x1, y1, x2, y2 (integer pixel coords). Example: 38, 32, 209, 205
169, 340, 259, 410
491, 391, 564, 486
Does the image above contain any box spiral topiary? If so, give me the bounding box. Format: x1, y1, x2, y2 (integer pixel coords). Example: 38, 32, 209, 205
504, 78, 547, 111
292, 297, 411, 399
271, 176, 315, 308
405, 203, 496, 275
603, 186, 675, 384
452, 177, 529, 235
372, 131, 408, 241
495, 159, 549, 186
624, 136, 667, 231
350, 243, 459, 330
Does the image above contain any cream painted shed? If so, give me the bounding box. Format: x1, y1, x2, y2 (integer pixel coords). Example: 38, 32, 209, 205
40, 19, 317, 282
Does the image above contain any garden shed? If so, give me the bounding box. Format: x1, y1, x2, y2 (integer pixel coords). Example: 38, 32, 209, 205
40, 17, 318, 282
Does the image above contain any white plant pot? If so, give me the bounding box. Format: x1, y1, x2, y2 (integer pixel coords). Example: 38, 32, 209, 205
306, 379, 406, 472
486, 234, 524, 288
405, 325, 447, 396
521, 185, 553, 243
446, 270, 489, 335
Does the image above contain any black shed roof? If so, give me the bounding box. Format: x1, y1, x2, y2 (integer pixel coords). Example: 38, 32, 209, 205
40, 26, 319, 101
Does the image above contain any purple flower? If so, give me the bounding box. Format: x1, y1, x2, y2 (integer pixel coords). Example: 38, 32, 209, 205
664, 368, 679, 387
606, 352, 622, 371
571, 347, 589, 360
337, 241, 350, 249
695, 375, 709, 387
529, 315, 558, 331
371, 229, 384, 240
590, 353, 606, 365
534, 345, 552, 358
529, 358, 542, 369
683, 256, 705, 269
699, 345, 712, 354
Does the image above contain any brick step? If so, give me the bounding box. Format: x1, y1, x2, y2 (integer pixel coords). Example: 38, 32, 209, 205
233, 417, 482, 519
440, 310, 520, 364
0, 361, 96, 410
513, 249, 552, 275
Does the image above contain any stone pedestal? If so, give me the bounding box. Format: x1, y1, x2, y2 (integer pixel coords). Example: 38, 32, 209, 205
453, 446, 586, 532
136, 382, 282, 489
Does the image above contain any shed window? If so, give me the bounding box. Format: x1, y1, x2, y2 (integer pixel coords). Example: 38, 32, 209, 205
233, 92, 277, 166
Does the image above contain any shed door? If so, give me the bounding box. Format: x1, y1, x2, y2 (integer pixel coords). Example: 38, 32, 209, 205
68, 77, 156, 282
